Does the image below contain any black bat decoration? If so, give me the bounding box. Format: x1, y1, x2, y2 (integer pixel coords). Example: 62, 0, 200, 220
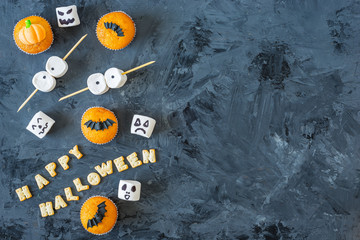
87, 201, 107, 229
84, 119, 116, 131
104, 22, 124, 37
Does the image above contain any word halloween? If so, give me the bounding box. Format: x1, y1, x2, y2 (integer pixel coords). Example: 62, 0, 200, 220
15, 147, 156, 218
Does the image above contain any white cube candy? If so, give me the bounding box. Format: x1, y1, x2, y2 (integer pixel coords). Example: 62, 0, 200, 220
104, 68, 127, 88
118, 180, 141, 201
32, 71, 56, 92
26, 111, 55, 139
56, 5, 80, 28
46, 56, 68, 78
87, 73, 109, 95
130, 114, 156, 138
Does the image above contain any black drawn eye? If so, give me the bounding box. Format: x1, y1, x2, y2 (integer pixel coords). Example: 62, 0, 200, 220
134, 118, 141, 126
37, 118, 42, 123
32, 125, 37, 130
38, 125, 42, 128
51, 67, 54, 71
143, 120, 149, 127
131, 186, 136, 192
122, 184, 127, 191
96, 81, 100, 85
58, 11, 64, 16
66, 9, 72, 14
43, 75, 46, 79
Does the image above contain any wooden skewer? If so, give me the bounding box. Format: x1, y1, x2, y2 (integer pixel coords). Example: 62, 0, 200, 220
58, 87, 89, 102
63, 34, 88, 61
121, 61, 155, 75
17, 34, 88, 112
17, 89, 38, 112
58, 61, 156, 101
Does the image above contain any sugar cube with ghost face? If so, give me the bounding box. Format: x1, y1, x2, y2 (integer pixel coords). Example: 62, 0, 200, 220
32, 71, 56, 92
118, 180, 141, 201
104, 68, 127, 88
87, 73, 109, 95
26, 111, 55, 139
46, 56, 68, 78
56, 5, 80, 28
131, 114, 156, 138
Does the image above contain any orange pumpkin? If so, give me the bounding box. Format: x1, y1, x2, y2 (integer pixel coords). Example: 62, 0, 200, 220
18, 20, 46, 45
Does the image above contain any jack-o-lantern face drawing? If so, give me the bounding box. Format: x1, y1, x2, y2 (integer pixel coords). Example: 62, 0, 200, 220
81, 107, 118, 144
56, 5, 80, 28
118, 180, 141, 201
26, 111, 55, 139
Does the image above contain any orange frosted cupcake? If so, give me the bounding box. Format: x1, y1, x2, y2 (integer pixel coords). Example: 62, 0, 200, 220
13, 16, 53, 55
81, 107, 118, 144
96, 11, 136, 50
80, 196, 118, 235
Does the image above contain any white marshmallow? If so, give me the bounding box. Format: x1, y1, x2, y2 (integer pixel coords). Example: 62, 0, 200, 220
56, 5, 80, 28
26, 111, 55, 139
104, 68, 127, 89
87, 73, 109, 95
32, 71, 56, 92
46, 56, 68, 78
130, 114, 156, 138
118, 180, 141, 201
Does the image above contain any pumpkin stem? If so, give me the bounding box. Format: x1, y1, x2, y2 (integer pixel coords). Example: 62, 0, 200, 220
25, 20, 31, 28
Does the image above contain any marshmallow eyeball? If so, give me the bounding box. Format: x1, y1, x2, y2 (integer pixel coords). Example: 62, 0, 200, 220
104, 68, 127, 89
32, 71, 56, 92
87, 73, 109, 95
46, 56, 68, 78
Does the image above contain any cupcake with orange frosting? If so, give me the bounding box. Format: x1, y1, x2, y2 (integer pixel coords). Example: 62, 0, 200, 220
96, 11, 136, 50
81, 107, 118, 145
80, 196, 118, 235
13, 16, 53, 55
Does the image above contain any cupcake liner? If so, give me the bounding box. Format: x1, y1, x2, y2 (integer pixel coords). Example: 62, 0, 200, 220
80, 195, 118, 236
81, 106, 119, 145
95, 11, 136, 51
13, 15, 54, 55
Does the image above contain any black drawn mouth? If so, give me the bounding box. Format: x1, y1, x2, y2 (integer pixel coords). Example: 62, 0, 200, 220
124, 194, 130, 200
39, 123, 48, 134
135, 128, 146, 134
59, 18, 75, 25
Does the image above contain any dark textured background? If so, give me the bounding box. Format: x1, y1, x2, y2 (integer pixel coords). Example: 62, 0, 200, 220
1, 0, 360, 239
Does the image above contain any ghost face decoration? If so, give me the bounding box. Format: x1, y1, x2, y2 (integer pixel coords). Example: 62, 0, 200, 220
87, 73, 109, 95
46, 56, 68, 78
56, 5, 80, 27
131, 114, 156, 138
32, 71, 56, 92
104, 68, 127, 89
118, 180, 141, 201
26, 111, 55, 139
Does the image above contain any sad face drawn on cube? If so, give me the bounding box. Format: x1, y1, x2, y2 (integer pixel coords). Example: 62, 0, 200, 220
87, 73, 109, 95
26, 111, 55, 139
118, 180, 141, 201
32, 71, 56, 92
56, 5, 80, 27
131, 115, 156, 138
46, 56, 68, 78
104, 68, 127, 88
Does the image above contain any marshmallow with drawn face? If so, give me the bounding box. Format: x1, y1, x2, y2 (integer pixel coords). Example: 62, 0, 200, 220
87, 73, 109, 95
26, 111, 55, 139
131, 114, 156, 138
46, 56, 68, 78
56, 5, 80, 28
32, 71, 56, 92
118, 180, 141, 201
104, 68, 128, 89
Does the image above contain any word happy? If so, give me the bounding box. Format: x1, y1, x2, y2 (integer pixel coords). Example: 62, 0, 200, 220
15, 145, 156, 217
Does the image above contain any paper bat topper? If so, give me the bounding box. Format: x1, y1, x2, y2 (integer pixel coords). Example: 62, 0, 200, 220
84, 119, 115, 131
87, 201, 107, 228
